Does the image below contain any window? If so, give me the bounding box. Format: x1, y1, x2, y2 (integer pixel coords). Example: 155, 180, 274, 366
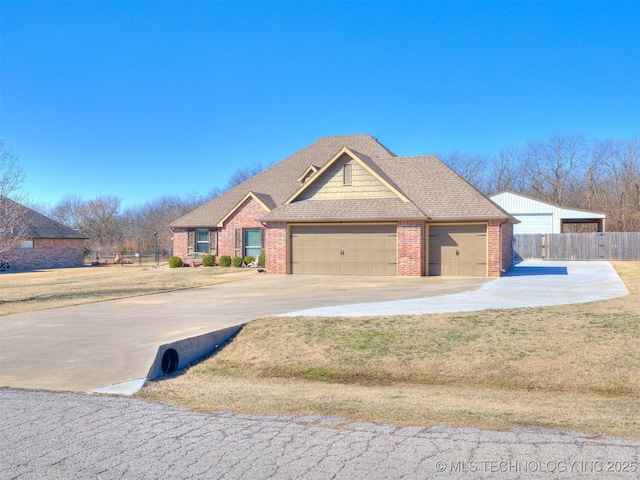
244, 229, 263, 259
20, 240, 34, 249
195, 229, 210, 253
343, 163, 352, 186
234, 228, 264, 259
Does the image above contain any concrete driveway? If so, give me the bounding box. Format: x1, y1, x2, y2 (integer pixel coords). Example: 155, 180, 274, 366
0, 260, 628, 394
281, 260, 630, 317
0, 273, 488, 393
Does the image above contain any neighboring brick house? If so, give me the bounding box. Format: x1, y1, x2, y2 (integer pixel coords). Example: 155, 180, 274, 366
0, 198, 87, 271
171, 135, 517, 277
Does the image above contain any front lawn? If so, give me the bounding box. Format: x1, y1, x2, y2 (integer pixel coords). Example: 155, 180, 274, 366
0, 265, 251, 316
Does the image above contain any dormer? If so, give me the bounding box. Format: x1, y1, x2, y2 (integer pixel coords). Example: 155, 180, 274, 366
297, 165, 319, 184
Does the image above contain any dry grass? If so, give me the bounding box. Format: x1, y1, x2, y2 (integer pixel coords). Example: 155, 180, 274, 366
138, 261, 640, 438
140, 377, 640, 439
0, 265, 252, 316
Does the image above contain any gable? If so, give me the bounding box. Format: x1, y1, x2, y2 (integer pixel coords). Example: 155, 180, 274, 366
170, 134, 397, 228
217, 192, 272, 228
296, 152, 398, 201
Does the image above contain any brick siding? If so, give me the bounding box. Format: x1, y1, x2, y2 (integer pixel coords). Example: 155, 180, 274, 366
264, 222, 287, 274
487, 220, 503, 276
172, 229, 188, 257
172, 197, 268, 261
397, 221, 425, 276
2, 238, 85, 271
501, 221, 514, 273
218, 197, 268, 259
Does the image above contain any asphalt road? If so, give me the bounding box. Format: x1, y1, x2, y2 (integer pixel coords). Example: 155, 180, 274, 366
1, 389, 638, 480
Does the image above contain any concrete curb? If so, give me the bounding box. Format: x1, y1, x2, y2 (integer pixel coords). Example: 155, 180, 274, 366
146, 324, 244, 380
91, 324, 244, 395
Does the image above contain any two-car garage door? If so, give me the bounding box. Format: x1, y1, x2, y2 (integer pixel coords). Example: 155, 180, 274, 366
290, 225, 397, 275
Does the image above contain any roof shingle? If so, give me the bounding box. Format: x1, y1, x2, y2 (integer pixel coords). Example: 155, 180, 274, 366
1, 198, 87, 239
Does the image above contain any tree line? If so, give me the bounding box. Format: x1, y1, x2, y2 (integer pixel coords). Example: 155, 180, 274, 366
40, 160, 267, 256
3, 134, 639, 258
439, 132, 639, 232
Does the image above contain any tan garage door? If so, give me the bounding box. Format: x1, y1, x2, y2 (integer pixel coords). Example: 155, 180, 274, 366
290, 225, 397, 275
428, 225, 487, 276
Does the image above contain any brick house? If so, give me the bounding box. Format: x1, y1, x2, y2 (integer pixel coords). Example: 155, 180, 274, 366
171, 135, 517, 276
0, 198, 87, 271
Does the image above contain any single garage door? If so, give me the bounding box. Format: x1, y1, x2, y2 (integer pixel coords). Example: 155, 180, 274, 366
428, 225, 487, 276
290, 225, 397, 275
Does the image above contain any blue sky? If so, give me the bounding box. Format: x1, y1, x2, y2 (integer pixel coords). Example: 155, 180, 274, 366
2, 1, 639, 209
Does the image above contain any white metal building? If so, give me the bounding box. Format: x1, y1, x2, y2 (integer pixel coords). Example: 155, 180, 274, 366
490, 191, 606, 234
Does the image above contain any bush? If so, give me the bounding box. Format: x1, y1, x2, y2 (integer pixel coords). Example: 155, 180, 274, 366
169, 256, 183, 268
232, 256, 243, 268
244, 255, 255, 266
258, 251, 265, 267
202, 254, 215, 267
219, 255, 232, 267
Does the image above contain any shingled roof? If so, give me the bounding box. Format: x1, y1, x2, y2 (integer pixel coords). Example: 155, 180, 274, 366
373, 156, 513, 220
170, 135, 396, 228
1, 198, 87, 239
171, 135, 514, 227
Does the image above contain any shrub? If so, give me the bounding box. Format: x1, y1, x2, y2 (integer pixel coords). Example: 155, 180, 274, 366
244, 255, 255, 266
202, 254, 215, 267
169, 256, 183, 268
232, 256, 243, 268
258, 251, 265, 267
219, 255, 232, 267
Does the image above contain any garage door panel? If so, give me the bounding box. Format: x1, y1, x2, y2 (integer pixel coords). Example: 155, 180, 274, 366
290, 225, 397, 276
458, 263, 481, 276
461, 251, 486, 264
351, 250, 371, 262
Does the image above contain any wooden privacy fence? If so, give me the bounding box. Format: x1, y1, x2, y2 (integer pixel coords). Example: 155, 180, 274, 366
514, 233, 640, 261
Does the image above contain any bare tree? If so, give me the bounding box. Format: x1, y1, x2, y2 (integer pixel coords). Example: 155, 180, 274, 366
485, 146, 525, 195
572, 138, 613, 211
603, 136, 640, 231
438, 151, 489, 191
521, 132, 588, 205
78, 195, 123, 251
119, 192, 222, 256
49, 194, 85, 230
225, 160, 266, 189
0, 140, 28, 258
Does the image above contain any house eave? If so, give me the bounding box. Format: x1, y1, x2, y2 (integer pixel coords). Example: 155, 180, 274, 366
426, 215, 519, 224
260, 215, 431, 223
